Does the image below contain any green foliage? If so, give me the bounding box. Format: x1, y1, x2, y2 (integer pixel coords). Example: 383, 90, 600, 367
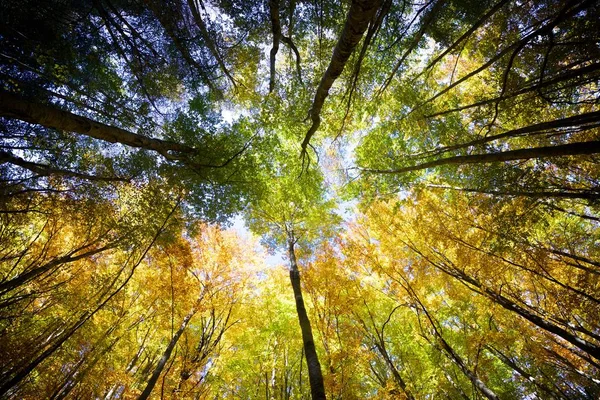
1, 0, 599, 398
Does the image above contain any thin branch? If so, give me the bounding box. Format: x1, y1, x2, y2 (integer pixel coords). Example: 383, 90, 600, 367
0, 150, 129, 183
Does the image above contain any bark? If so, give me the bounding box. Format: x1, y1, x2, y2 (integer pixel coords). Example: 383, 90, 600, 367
363, 140, 600, 174
0, 313, 91, 397
426, 185, 600, 201
0, 150, 129, 182
373, 342, 414, 399
0, 202, 178, 396
411, 0, 596, 114
268, 0, 303, 91
418, 110, 600, 159
419, 0, 511, 75
436, 336, 499, 400
137, 309, 196, 400
379, 0, 446, 94
409, 285, 499, 400
268, 0, 282, 93
0, 243, 114, 294
281, 35, 303, 85
444, 232, 600, 306
429, 255, 600, 360
542, 202, 600, 223
287, 237, 326, 400
424, 63, 600, 118
301, 0, 383, 155
485, 345, 566, 399
142, 0, 218, 94
546, 248, 600, 269
0, 91, 195, 160
52, 332, 122, 400
187, 0, 236, 86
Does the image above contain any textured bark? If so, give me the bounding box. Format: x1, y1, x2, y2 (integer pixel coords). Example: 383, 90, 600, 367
52, 329, 122, 400
379, 0, 446, 94
374, 342, 415, 399
0, 313, 90, 397
420, 0, 511, 74
301, 0, 383, 154
287, 238, 326, 400
411, 0, 596, 113
364, 140, 600, 174
434, 334, 499, 400
281, 35, 303, 85
268, 0, 302, 91
410, 287, 499, 400
0, 202, 178, 397
0, 91, 195, 160
420, 110, 600, 158
424, 63, 600, 118
137, 309, 196, 400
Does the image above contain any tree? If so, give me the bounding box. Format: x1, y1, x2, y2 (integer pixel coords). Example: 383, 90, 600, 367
245, 152, 340, 400
2, 0, 599, 397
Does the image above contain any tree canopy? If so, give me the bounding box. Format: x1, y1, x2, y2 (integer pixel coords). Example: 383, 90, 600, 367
1, 0, 599, 398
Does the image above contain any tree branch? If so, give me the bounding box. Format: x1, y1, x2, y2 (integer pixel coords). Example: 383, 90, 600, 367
0, 150, 129, 183
301, 0, 383, 158
362, 140, 600, 174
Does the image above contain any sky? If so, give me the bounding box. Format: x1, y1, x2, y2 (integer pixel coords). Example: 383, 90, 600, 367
229, 214, 286, 268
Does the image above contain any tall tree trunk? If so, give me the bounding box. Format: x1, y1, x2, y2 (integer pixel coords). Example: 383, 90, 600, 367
373, 342, 415, 400
407, 284, 499, 400
0, 150, 129, 182
0, 203, 177, 397
268, 0, 282, 93
485, 345, 567, 400
425, 253, 600, 360
426, 185, 600, 201
287, 237, 326, 400
420, 110, 600, 157
187, 0, 236, 86
301, 0, 383, 155
0, 244, 114, 294
364, 140, 600, 174
137, 309, 196, 400
0, 91, 195, 160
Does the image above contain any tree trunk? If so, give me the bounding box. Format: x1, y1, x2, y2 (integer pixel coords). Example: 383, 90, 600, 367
137, 309, 196, 400
430, 258, 600, 360
301, 0, 383, 154
373, 342, 415, 400
0, 150, 129, 182
0, 203, 177, 397
426, 185, 600, 201
0, 244, 114, 294
287, 238, 326, 400
409, 287, 499, 400
186, 0, 235, 86
365, 140, 600, 174
0, 91, 195, 160
268, 0, 282, 93
485, 345, 566, 399
421, 110, 600, 157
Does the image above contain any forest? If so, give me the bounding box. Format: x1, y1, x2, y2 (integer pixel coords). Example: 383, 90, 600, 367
0, 0, 599, 398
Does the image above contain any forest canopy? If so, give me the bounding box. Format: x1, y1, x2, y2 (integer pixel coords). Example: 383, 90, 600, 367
1, 0, 599, 398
